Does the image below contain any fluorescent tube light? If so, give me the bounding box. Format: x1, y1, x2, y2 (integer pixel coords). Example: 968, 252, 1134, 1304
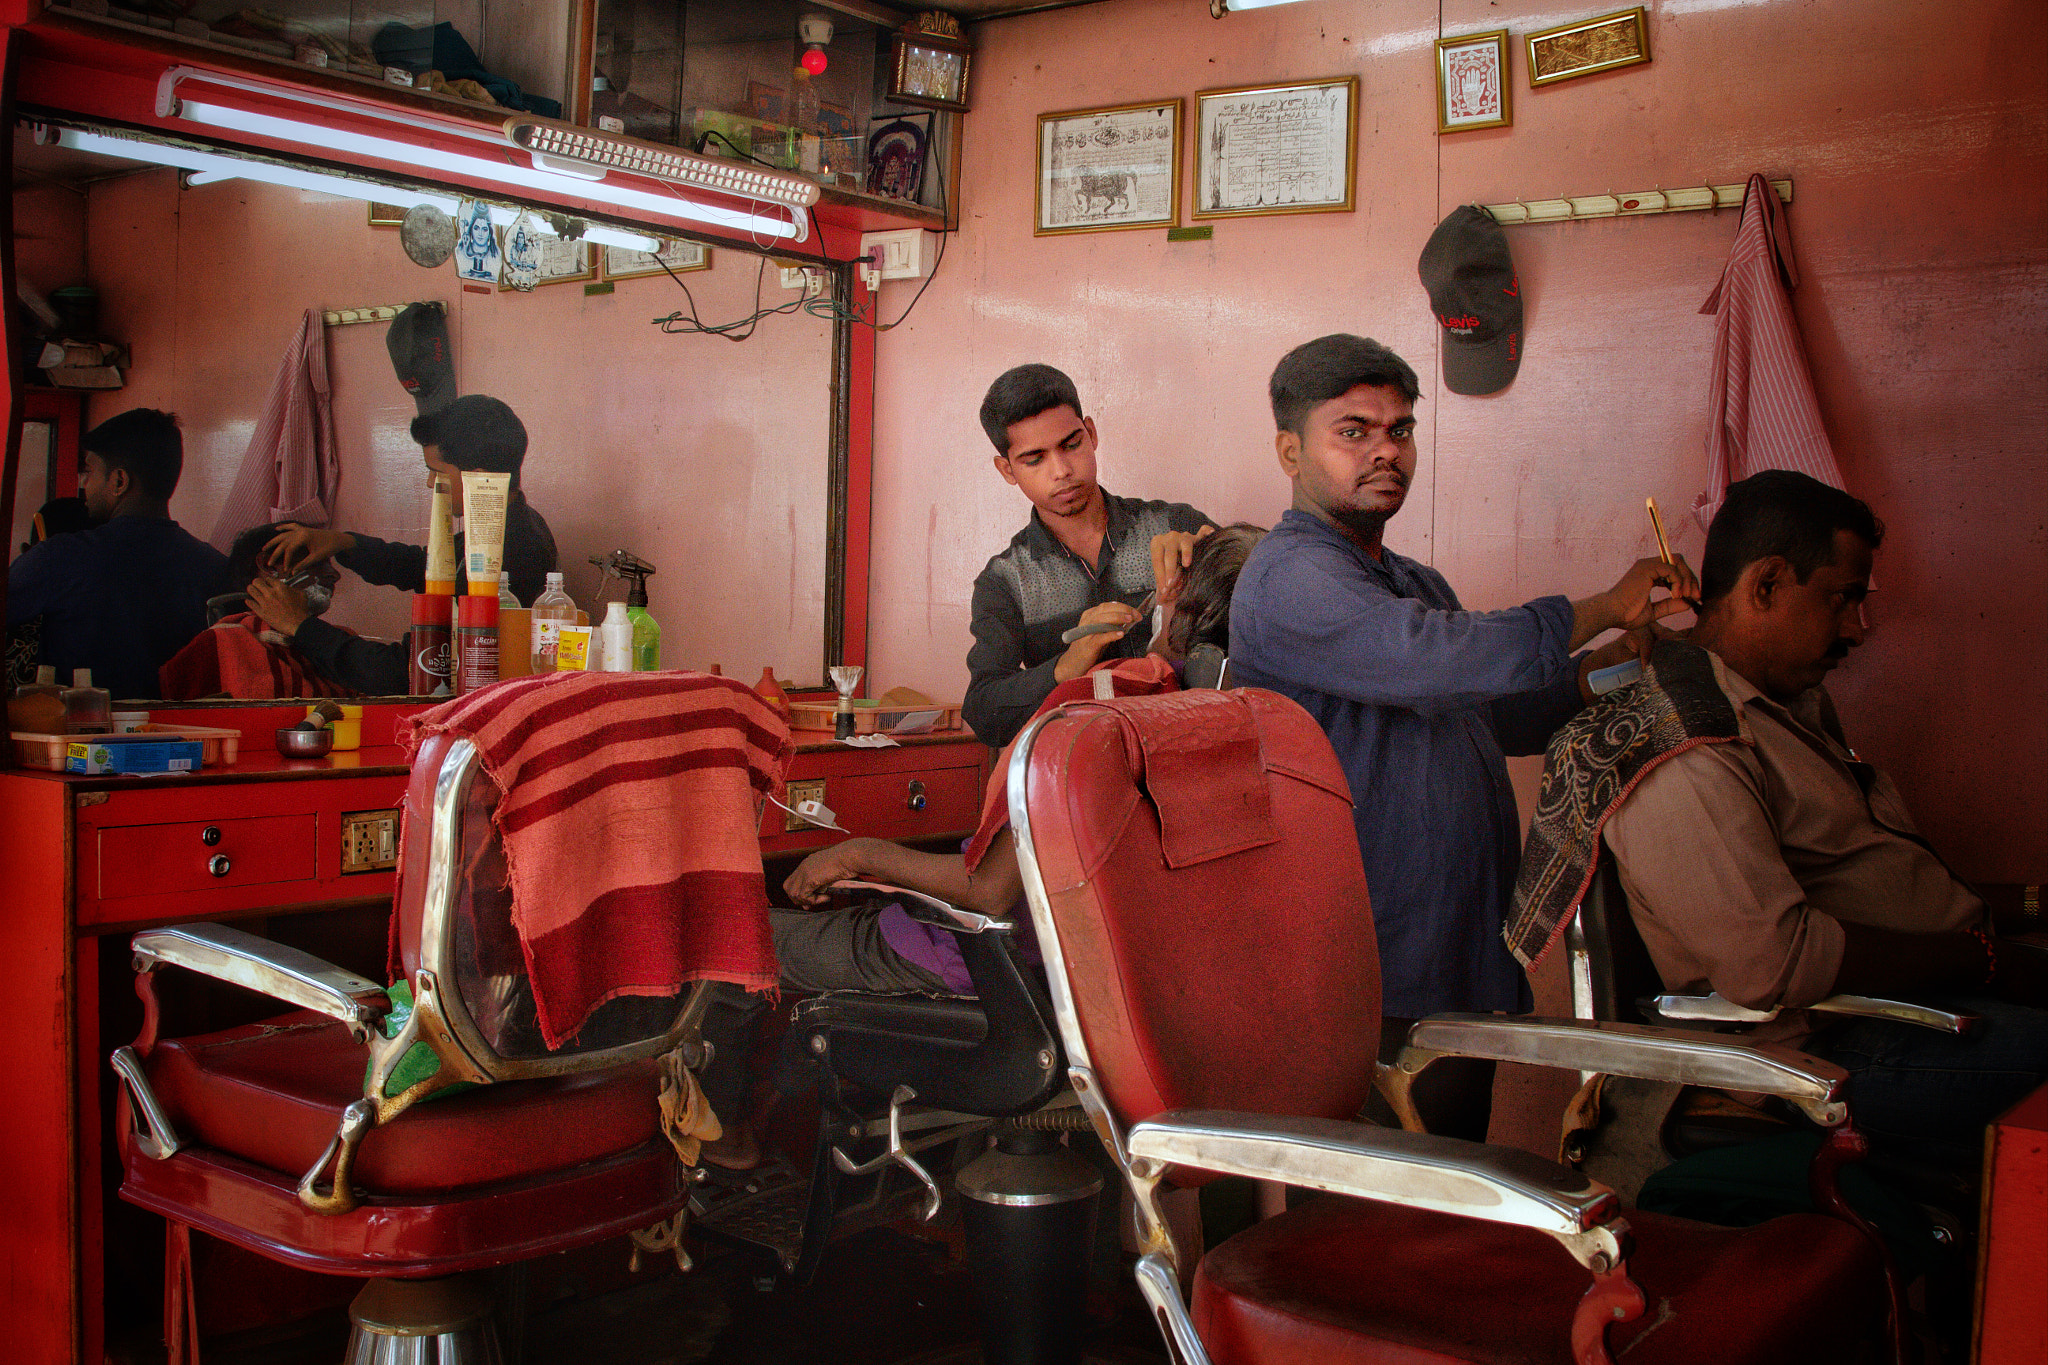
56, 127, 461, 214
174, 99, 804, 241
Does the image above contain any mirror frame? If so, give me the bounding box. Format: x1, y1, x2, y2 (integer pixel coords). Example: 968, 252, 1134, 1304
1, 16, 871, 707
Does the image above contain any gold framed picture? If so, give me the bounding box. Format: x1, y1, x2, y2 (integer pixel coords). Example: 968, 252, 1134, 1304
496, 225, 598, 292
889, 23, 973, 113
1435, 31, 1512, 134
1527, 8, 1651, 88
368, 203, 407, 226
1192, 76, 1357, 220
1036, 100, 1181, 236
602, 237, 711, 282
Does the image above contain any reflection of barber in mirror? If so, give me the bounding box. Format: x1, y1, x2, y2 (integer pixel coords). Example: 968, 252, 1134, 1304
6, 408, 229, 698
160, 523, 400, 698
699, 525, 1266, 1172
262, 394, 559, 606
962, 363, 1219, 748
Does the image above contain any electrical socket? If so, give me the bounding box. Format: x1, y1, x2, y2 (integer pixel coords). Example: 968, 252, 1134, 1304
340, 809, 400, 874
784, 779, 827, 832
857, 229, 936, 282
777, 265, 825, 297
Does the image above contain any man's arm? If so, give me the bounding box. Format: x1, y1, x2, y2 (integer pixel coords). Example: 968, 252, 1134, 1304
1239, 551, 1578, 715
335, 533, 429, 593
783, 831, 1025, 920
290, 618, 409, 695
963, 570, 1063, 747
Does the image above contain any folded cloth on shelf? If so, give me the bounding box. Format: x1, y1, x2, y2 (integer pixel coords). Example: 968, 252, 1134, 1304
1504, 639, 1742, 969
403, 671, 791, 1049
157, 611, 360, 699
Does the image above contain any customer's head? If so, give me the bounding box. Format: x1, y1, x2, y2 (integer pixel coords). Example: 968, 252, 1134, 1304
80, 408, 182, 521
215, 522, 339, 624
410, 395, 528, 513
1696, 470, 1884, 702
1154, 523, 1266, 662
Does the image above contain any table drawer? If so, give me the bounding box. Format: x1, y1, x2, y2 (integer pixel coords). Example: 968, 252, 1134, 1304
785, 766, 985, 844
93, 814, 320, 901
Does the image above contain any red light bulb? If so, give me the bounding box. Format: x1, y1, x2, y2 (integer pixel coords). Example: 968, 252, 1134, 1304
800, 46, 828, 76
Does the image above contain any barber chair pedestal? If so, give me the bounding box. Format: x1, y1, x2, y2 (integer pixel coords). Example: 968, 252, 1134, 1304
347, 1275, 502, 1364
956, 1127, 1104, 1365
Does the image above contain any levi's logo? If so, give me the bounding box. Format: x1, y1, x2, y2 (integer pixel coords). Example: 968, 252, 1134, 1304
1438, 313, 1481, 330
1504, 273, 1519, 297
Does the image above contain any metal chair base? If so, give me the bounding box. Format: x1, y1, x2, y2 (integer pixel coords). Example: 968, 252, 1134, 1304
346, 1274, 503, 1365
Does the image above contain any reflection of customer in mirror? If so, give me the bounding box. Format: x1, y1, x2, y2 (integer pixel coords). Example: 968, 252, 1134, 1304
263, 395, 559, 608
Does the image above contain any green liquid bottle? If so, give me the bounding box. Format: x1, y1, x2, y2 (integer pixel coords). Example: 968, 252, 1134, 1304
624, 569, 661, 671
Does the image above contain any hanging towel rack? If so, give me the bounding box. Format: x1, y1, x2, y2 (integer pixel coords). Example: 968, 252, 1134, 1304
1484, 180, 1791, 226
321, 300, 445, 327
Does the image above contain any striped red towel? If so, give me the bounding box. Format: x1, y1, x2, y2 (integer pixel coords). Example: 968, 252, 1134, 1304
157, 613, 360, 699
402, 671, 792, 1049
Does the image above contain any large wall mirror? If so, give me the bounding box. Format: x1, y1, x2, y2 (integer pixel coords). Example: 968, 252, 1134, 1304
8, 113, 849, 705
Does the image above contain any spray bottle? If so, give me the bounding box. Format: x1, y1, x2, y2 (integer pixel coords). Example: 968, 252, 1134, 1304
590, 550, 661, 672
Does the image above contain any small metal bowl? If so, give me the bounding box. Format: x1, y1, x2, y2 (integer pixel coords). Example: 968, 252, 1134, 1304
275, 726, 335, 759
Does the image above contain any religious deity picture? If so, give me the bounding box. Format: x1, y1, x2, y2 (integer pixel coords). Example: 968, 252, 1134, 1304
1435, 31, 1513, 134
453, 199, 502, 284
500, 211, 544, 291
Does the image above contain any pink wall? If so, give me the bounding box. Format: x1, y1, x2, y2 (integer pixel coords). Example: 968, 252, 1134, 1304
73, 168, 835, 685
863, 0, 2047, 881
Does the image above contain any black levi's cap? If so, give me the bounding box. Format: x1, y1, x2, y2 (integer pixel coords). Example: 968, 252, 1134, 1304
1419, 205, 1522, 396
385, 302, 456, 416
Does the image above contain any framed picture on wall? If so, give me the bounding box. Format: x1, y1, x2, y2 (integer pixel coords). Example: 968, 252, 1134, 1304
603, 237, 710, 282
1036, 100, 1181, 236
1192, 77, 1357, 219
367, 203, 407, 227
1435, 31, 1512, 133
1527, 8, 1651, 87
496, 225, 597, 291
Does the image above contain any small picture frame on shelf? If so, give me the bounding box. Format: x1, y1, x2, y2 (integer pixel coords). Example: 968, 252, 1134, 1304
603, 237, 710, 282
888, 15, 973, 113
867, 114, 930, 203
1527, 8, 1651, 87
1435, 30, 1513, 133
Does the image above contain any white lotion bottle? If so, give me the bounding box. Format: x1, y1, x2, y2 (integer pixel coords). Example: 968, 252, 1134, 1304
599, 601, 633, 672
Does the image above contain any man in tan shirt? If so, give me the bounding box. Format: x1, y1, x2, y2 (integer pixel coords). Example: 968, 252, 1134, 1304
1602, 470, 2045, 1160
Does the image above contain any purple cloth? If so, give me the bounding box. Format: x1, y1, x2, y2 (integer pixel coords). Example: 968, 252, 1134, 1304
873, 840, 1042, 995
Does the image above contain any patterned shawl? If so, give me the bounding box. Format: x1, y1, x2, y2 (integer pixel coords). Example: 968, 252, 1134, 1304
1505, 641, 1743, 969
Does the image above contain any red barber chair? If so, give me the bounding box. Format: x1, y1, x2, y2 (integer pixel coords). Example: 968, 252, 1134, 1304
109, 731, 719, 1363
1006, 689, 1902, 1365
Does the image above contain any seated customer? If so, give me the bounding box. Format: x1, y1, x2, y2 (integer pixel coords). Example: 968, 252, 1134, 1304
701, 525, 1264, 1168
158, 523, 392, 698
1509, 470, 2045, 1164
6, 408, 228, 697
263, 394, 558, 604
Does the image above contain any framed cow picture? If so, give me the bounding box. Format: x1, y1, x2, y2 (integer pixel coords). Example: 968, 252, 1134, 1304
1036, 100, 1181, 236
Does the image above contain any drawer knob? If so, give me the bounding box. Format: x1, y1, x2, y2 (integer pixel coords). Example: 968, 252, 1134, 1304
906, 780, 927, 812
201, 826, 223, 846
207, 854, 232, 878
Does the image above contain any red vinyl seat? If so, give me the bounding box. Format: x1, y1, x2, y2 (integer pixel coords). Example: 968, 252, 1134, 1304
1006, 689, 1897, 1365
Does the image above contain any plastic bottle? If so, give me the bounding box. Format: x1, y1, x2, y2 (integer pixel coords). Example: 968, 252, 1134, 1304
530, 572, 577, 673
755, 667, 792, 721
619, 563, 661, 672
598, 601, 633, 673
8, 665, 65, 732
496, 571, 521, 610
62, 668, 112, 734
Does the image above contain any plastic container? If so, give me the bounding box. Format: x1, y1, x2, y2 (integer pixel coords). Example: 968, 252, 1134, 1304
8, 666, 65, 733
410, 594, 454, 695
530, 572, 576, 673
456, 596, 500, 693
308, 703, 363, 751
62, 669, 112, 734
598, 601, 632, 673
111, 710, 151, 732
11, 724, 241, 771
754, 668, 793, 721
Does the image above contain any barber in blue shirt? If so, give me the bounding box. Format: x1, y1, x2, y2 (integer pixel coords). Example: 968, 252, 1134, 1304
1229, 335, 1695, 1140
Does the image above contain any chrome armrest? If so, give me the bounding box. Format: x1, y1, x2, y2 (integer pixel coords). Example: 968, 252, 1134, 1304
1126, 1109, 1625, 1272
132, 923, 390, 1038
1404, 1015, 1848, 1125
829, 880, 1012, 935
1648, 991, 1978, 1036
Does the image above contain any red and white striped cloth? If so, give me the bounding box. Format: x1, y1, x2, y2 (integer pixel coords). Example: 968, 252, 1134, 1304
1692, 174, 1852, 531
208, 309, 340, 551
156, 612, 360, 699
402, 671, 791, 1050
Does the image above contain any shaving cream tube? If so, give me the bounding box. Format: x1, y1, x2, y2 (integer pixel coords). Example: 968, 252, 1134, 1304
459, 471, 511, 595
424, 479, 457, 594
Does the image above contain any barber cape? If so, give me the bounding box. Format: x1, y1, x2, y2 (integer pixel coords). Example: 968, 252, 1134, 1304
1504, 641, 1742, 968
157, 611, 360, 699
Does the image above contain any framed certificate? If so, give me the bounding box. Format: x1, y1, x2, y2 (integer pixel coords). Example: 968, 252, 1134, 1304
1036, 100, 1181, 236
602, 237, 711, 282
1436, 31, 1513, 132
1193, 76, 1357, 220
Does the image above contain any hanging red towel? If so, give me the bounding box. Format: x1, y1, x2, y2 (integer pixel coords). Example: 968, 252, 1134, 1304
157, 612, 360, 699
1692, 174, 1852, 531
208, 308, 340, 550
401, 672, 790, 1050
